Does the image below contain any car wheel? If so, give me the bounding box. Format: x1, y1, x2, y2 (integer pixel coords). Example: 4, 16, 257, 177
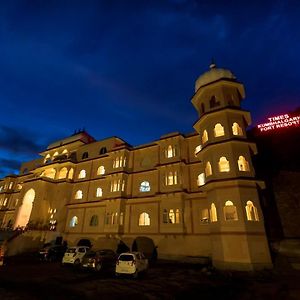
74, 259, 80, 267
95, 262, 102, 272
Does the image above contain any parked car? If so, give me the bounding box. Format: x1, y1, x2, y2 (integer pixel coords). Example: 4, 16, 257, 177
115, 252, 148, 278
81, 249, 117, 272
39, 244, 67, 262
62, 246, 89, 266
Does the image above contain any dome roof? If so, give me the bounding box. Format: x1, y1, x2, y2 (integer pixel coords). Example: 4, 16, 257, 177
195, 63, 236, 92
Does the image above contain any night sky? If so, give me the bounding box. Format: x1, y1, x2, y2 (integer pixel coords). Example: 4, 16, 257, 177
0, 0, 299, 177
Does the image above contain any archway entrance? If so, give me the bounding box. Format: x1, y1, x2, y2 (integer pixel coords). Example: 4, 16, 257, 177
14, 189, 35, 228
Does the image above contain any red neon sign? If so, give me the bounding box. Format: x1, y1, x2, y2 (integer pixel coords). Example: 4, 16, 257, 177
257, 113, 300, 132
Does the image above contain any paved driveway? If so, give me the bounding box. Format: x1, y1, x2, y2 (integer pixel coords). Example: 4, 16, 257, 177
0, 255, 299, 299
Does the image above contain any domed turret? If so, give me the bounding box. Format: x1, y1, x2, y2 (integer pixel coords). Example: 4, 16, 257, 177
195, 63, 236, 92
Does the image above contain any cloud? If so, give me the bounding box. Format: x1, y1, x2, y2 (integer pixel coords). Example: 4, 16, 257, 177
0, 157, 21, 177
0, 125, 45, 154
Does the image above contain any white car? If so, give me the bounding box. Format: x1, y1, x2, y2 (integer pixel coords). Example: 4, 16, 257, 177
62, 246, 89, 266
115, 252, 148, 278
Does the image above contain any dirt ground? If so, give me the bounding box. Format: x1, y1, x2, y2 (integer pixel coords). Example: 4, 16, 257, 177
0, 255, 299, 300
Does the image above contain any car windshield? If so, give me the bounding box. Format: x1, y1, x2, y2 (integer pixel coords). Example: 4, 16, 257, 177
66, 248, 76, 253
119, 254, 134, 261
85, 251, 96, 258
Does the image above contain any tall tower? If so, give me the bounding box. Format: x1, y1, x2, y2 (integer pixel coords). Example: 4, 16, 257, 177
192, 63, 272, 270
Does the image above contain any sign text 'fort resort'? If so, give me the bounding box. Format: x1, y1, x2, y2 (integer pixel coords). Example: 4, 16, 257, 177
257, 113, 300, 132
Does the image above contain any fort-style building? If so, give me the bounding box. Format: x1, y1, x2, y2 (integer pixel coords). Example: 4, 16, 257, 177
0, 63, 272, 270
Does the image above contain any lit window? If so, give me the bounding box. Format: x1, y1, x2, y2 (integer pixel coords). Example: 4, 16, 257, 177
140, 181, 150, 192
224, 201, 238, 221
218, 157, 230, 172
58, 167, 68, 179
175, 209, 180, 224
82, 152, 89, 159
120, 212, 124, 225
194, 145, 202, 156
70, 216, 78, 228
75, 190, 83, 199
62, 149, 68, 154
0, 186, 2, 192
78, 169, 86, 179
111, 179, 122, 192
68, 168, 74, 179
3, 198, 8, 206
238, 156, 250, 171
232, 122, 243, 136
214, 123, 225, 137
168, 209, 180, 224
139, 212, 150, 226
97, 166, 105, 175
44, 154, 51, 163
245, 201, 259, 221
205, 162, 212, 176
200, 209, 210, 223
197, 173, 205, 186
210, 203, 218, 222
17, 184, 22, 190
96, 187, 102, 197
52, 152, 59, 160
113, 157, 126, 168
14, 199, 19, 207
167, 145, 176, 158
202, 130, 208, 144
41, 168, 56, 179
9, 182, 13, 189
89, 215, 98, 226
166, 171, 178, 186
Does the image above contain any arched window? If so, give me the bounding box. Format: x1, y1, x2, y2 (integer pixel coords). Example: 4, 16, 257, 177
120, 212, 124, 226
58, 167, 68, 179
167, 145, 175, 158
200, 209, 210, 223
139, 212, 150, 226
209, 96, 220, 108
89, 215, 98, 226
205, 162, 212, 176
52, 151, 59, 160
202, 130, 208, 144
166, 171, 178, 186
99, 147, 107, 155
163, 209, 168, 223
245, 201, 259, 221
97, 166, 105, 175
197, 173, 205, 186
214, 123, 225, 137
169, 209, 175, 224
75, 190, 83, 199
194, 145, 202, 156
82, 152, 89, 159
70, 216, 78, 228
42, 168, 56, 179
62, 149, 68, 155
218, 157, 230, 172
96, 187, 102, 197
78, 169, 86, 179
238, 156, 250, 171
68, 168, 74, 179
175, 209, 180, 224
210, 203, 218, 222
224, 201, 238, 221
232, 122, 243, 136
140, 181, 150, 192
44, 154, 51, 163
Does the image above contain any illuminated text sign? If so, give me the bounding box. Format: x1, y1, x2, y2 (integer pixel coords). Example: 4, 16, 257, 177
257, 113, 300, 132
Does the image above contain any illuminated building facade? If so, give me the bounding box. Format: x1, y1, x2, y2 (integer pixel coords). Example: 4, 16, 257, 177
0, 64, 272, 270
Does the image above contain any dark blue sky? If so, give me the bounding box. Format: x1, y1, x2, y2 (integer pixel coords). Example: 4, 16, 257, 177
0, 0, 299, 176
